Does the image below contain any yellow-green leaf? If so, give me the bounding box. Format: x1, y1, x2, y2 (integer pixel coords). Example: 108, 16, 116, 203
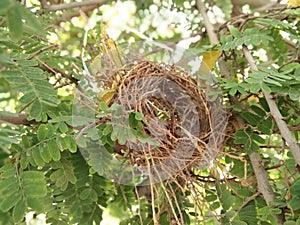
288, 0, 300, 6
101, 24, 123, 68
200, 50, 221, 73
98, 89, 116, 104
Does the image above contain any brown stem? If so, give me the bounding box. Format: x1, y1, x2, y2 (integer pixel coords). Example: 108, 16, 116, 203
54, 5, 98, 25
0, 114, 38, 125
235, 192, 260, 213
35, 56, 79, 85
26, 45, 58, 60
44, 0, 110, 11
196, 0, 219, 45
0, 18, 7, 27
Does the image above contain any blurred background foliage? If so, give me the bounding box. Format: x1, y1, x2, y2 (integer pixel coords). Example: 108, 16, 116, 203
0, 0, 300, 224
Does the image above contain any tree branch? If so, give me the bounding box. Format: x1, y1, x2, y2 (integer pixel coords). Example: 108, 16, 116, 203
54, 5, 99, 25
0, 114, 38, 125
43, 0, 110, 11
231, 0, 272, 8
0, 18, 7, 27
196, 0, 219, 45
196, 1, 285, 224
243, 47, 300, 167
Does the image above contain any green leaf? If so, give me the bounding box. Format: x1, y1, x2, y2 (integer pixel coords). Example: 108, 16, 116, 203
37, 124, 47, 141
39, 144, 52, 163
51, 169, 68, 191
63, 163, 76, 184
21, 170, 45, 181
48, 140, 61, 161
250, 105, 266, 117
238, 200, 258, 225
264, 77, 281, 86
20, 153, 28, 169
102, 124, 113, 136
59, 136, 74, 152
32, 147, 45, 167
229, 86, 238, 96
261, 83, 272, 93
283, 221, 297, 225
7, 4, 23, 40
80, 188, 92, 200
64, 136, 77, 153
23, 184, 47, 197
232, 221, 248, 225
58, 122, 68, 133
20, 6, 46, 37
99, 101, 109, 112
12, 198, 26, 223
134, 112, 144, 121
0, 192, 21, 212
50, 160, 76, 190
290, 178, 300, 195
241, 112, 261, 126
249, 83, 260, 93
27, 197, 51, 212
0, 0, 12, 11
257, 117, 272, 135
22, 171, 47, 197
230, 27, 241, 38
30, 100, 42, 120
0, 176, 17, 193
21, 135, 31, 148
51, 116, 94, 126
252, 133, 265, 144
216, 183, 235, 211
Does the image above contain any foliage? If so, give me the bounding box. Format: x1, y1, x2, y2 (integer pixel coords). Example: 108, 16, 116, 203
0, 0, 300, 224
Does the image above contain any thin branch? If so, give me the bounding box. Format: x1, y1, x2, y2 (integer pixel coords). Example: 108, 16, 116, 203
196, 0, 219, 45
243, 47, 300, 167
19, 97, 37, 113
44, 0, 110, 11
26, 44, 58, 60
235, 192, 261, 213
0, 113, 39, 125
54, 5, 98, 25
75, 117, 108, 141
0, 18, 7, 27
35, 56, 79, 84
254, 24, 296, 49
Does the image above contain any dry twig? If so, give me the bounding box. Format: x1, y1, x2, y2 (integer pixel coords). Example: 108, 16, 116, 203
44, 0, 110, 11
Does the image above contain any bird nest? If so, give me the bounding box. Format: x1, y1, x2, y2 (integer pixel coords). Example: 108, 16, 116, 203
76, 45, 228, 224
103, 60, 223, 181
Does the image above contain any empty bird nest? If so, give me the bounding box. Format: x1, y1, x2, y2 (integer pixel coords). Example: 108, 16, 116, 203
98, 59, 226, 181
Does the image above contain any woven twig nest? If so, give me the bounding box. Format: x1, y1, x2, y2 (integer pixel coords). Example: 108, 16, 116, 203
105, 60, 220, 180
